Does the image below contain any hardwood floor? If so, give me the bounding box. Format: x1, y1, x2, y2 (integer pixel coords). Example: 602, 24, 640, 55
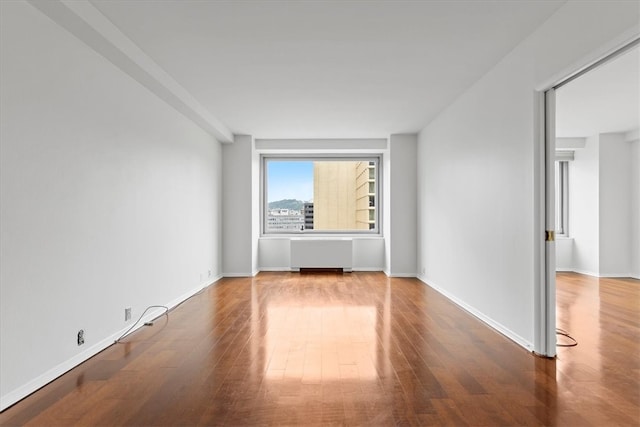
1, 272, 638, 426
554, 272, 639, 426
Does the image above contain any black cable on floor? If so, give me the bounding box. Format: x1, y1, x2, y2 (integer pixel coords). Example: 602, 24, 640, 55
113, 284, 211, 343
556, 327, 578, 347
115, 305, 168, 343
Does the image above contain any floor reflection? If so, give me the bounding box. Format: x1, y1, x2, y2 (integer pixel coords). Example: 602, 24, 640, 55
264, 305, 378, 380
248, 276, 391, 384
555, 273, 639, 425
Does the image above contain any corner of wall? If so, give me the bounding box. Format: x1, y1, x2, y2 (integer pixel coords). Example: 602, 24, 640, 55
221, 135, 255, 276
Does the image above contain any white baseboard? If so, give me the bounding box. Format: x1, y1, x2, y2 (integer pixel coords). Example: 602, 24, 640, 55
0, 328, 119, 411
598, 273, 633, 278
387, 272, 418, 278
222, 272, 255, 277
555, 268, 574, 272
416, 275, 534, 352
563, 269, 637, 279
352, 268, 385, 272
257, 267, 291, 272
201, 275, 222, 289
571, 269, 600, 277
0, 281, 213, 412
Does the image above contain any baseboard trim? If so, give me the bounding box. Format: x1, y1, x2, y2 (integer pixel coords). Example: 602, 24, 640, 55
0, 280, 215, 412
562, 269, 637, 279
222, 272, 255, 277
417, 275, 534, 352
598, 273, 633, 278
387, 273, 418, 278
201, 275, 222, 289
571, 269, 600, 277
0, 329, 117, 411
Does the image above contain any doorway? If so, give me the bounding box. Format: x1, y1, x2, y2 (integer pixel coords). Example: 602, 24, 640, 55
541, 39, 640, 357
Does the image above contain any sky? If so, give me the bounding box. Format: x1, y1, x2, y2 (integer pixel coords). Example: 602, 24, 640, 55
267, 160, 313, 202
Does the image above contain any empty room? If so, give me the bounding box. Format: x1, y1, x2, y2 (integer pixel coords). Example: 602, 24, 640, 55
1, 1, 638, 425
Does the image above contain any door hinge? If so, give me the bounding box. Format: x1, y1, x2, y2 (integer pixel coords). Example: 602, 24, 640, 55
545, 230, 555, 242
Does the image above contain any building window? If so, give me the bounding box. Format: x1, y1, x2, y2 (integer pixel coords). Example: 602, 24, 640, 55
262, 157, 380, 234
555, 160, 568, 236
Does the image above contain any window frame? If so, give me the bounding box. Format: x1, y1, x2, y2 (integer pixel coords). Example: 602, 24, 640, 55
555, 160, 569, 236
261, 154, 382, 236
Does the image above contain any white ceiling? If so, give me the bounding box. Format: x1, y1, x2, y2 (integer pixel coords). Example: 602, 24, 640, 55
556, 45, 640, 138
90, 0, 565, 139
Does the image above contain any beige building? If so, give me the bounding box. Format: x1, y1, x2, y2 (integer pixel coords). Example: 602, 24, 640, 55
313, 161, 376, 230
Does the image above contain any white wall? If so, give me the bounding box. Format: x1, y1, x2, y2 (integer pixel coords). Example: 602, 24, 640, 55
599, 133, 632, 276
631, 139, 640, 279
251, 139, 260, 275
570, 135, 600, 276
0, 1, 222, 410
353, 238, 386, 270
222, 135, 256, 276
383, 141, 392, 274
388, 134, 417, 276
555, 238, 574, 271
564, 132, 637, 277
258, 238, 290, 270
417, 1, 639, 351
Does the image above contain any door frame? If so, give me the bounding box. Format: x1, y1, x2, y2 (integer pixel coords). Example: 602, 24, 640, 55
534, 37, 640, 357
534, 88, 557, 358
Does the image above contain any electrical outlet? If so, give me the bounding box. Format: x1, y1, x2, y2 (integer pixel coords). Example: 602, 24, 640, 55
208, 270, 212, 278
422, 267, 426, 274
77, 329, 85, 346
125, 307, 132, 321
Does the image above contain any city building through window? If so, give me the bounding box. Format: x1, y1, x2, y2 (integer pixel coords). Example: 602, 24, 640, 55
263, 157, 379, 234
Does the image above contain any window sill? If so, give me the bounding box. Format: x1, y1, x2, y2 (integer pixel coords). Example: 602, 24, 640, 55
260, 235, 383, 240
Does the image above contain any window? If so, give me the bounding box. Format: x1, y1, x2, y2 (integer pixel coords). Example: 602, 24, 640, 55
263, 156, 380, 234
555, 160, 568, 235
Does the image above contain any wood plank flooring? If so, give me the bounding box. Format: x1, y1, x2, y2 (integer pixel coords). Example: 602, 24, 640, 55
554, 273, 639, 426
1, 272, 638, 426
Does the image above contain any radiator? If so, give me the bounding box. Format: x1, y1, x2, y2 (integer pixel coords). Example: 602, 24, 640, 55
290, 238, 353, 271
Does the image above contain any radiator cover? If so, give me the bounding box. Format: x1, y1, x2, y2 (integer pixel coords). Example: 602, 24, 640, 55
290, 238, 353, 271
